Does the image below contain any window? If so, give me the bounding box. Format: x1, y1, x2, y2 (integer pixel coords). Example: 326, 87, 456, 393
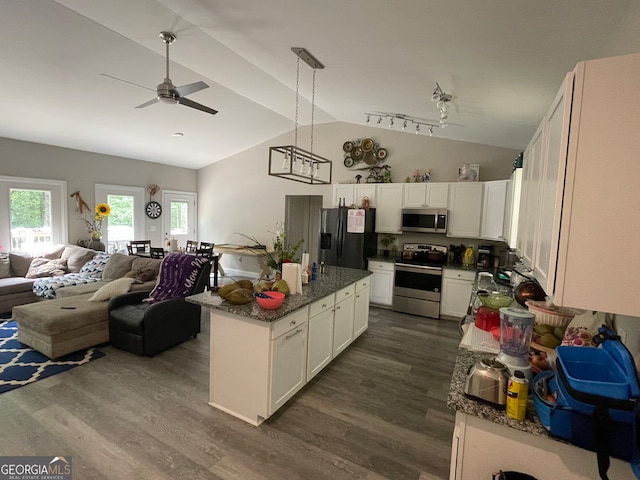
0, 176, 67, 253
162, 190, 196, 248
95, 184, 145, 253
170, 200, 190, 235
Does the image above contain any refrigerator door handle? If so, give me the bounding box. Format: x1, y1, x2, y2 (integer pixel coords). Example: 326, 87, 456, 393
336, 214, 343, 260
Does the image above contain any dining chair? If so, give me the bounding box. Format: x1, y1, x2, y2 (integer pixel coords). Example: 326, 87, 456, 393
128, 240, 151, 256
199, 241, 214, 249
185, 240, 198, 254
150, 247, 165, 259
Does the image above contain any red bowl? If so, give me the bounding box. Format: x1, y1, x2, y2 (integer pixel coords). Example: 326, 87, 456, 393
255, 291, 285, 310
475, 306, 500, 332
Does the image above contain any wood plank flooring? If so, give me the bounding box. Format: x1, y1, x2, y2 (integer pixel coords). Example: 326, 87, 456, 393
0, 307, 460, 480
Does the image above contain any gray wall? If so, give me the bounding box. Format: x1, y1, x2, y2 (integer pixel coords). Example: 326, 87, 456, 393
0, 137, 197, 246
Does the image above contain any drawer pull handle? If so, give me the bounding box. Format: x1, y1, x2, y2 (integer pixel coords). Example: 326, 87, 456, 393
285, 328, 304, 340
290, 320, 297, 326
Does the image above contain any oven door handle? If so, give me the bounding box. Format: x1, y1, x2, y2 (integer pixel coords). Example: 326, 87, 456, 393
394, 263, 443, 275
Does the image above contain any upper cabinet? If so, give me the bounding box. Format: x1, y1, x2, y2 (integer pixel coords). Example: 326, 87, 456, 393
332, 184, 376, 208
402, 183, 449, 208
480, 180, 508, 241
502, 169, 522, 249
375, 184, 403, 233
518, 53, 640, 316
447, 183, 483, 238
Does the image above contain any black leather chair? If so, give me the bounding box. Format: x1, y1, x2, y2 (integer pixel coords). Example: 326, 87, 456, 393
108, 260, 211, 356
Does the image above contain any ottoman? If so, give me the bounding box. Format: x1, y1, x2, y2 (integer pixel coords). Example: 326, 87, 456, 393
13, 293, 109, 359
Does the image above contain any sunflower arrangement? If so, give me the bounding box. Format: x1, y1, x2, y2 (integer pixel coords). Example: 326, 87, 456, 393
84, 203, 111, 240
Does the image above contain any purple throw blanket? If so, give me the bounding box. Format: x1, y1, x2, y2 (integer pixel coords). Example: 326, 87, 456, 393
149, 253, 210, 303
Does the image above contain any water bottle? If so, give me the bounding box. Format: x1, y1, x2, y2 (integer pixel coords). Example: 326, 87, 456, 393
311, 262, 318, 281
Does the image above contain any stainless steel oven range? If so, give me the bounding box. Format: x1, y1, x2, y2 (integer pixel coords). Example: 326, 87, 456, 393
393, 243, 447, 319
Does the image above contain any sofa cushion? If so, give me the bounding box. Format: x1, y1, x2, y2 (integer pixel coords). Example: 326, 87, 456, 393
79, 252, 111, 279
9, 251, 34, 277
0, 276, 36, 296
0, 254, 9, 279
61, 245, 96, 273
102, 253, 136, 281
25, 258, 68, 279
88, 278, 135, 302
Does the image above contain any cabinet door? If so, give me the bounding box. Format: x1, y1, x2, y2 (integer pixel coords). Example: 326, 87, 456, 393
333, 295, 355, 356
426, 183, 449, 208
353, 286, 370, 338
375, 184, 403, 233
447, 183, 483, 238
369, 268, 394, 306
270, 323, 308, 414
534, 72, 574, 294
480, 180, 508, 241
333, 184, 354, 207
502, 169, 522, 249
441, 277, 474, 318
402, 183, 427, 207
354, 184, 377, 207
307, 307, 334, 381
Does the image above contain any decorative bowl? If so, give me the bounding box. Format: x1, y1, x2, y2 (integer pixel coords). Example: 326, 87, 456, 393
255, 291, 285, 310
478, 292, 513, 310
525, 300, 585, 327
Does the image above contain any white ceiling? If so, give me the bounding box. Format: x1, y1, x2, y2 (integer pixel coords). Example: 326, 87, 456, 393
2, 0, 639, 169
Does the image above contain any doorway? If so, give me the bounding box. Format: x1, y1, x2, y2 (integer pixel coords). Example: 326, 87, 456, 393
284, 195, 323, 265
162, 190, 197, 250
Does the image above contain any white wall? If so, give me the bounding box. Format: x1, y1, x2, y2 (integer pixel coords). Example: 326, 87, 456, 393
0, 137, 197, 247
198, 120, 519, 273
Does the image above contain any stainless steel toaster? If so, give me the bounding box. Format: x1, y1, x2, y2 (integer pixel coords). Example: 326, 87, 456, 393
464, 357, 509, 407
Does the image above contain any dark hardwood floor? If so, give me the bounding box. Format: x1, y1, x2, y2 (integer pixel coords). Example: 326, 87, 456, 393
0, 306, 460, 480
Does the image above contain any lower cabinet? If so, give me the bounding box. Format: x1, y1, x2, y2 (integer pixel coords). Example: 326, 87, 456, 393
353, 278, 370, 338
441, 268, 476, 318
333, 284, 355, 356
368, 260, 394, 306
307, 294, 335, 381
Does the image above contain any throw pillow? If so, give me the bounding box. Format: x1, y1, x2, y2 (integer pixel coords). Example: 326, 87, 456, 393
130, 256, 162, 276
148, 253, 210, 303
41, 244, 66, 260
0, 254, 10, 279
102, 253, 136, 281
25, 258, 68, 278
79, 252, 111, 278
88, 277, 136, 302
61, 245, 96, 273
9, 251, 34, 277
125, 267, 157, 283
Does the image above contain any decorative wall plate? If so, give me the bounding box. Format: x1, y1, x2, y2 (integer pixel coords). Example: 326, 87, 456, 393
343, 141, 353, 152
364, 151, 377, 165
361, 138, 374, 152
376, 148, 388, 160
344, 156, 354, 167
145, 201, 162, 219
352, 147, 363, 160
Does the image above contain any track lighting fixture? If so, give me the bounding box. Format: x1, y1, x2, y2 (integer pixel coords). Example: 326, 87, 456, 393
363, 112, 440, 136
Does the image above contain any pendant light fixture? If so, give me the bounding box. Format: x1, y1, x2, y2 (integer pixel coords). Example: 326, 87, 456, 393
268, 48, 332, 185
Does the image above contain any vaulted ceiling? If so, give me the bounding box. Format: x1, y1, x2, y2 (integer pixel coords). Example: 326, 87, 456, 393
2, 0, 639, 169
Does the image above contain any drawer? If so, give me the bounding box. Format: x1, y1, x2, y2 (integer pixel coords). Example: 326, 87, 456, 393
368, 260, 395, 272
335, 284, 355, 303
356, 277, 370, 291
271, 309, 308, 339
309, 293, 335, 318
443, 268, 476, 282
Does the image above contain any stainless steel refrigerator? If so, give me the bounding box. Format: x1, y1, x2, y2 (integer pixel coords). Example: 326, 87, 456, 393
320, 208, 377, 270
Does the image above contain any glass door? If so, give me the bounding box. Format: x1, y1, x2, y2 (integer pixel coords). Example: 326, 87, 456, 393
162, 191, 197, 251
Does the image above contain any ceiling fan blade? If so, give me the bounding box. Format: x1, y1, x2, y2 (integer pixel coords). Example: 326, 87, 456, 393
100, 73, 155, 92
178, 97, 218, 115
174, 81, 209, 97
135, 97, 160, 109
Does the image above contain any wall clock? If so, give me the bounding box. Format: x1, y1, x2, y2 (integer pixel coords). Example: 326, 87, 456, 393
145, 201, 162, 219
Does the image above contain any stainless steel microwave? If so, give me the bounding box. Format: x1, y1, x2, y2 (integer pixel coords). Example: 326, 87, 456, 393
401, 208, 447, 233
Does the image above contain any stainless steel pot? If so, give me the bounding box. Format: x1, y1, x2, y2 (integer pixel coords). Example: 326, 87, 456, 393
464, 357, 509, 406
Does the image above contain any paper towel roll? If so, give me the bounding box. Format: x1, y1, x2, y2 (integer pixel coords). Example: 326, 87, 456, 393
301, 253, 310, 273
282, 263, 300, 295
169, 239, 178, 252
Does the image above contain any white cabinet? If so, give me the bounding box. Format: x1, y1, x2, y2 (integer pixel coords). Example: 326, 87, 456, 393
375, 184, 403, 233
368, 260, 395, 306
502, 169, 522, 249
307, 294, 335, 381
441, 268, 476, 318
333, 284, 355, 356
353, 278, 370, 339
269, 311, 308, 414
479, 180, 508, 241
332, 184, 376, 207
447, 183, 483, 238
402, 183, 449, 208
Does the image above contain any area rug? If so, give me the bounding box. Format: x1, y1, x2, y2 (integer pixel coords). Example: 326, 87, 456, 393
0, 321, 105, 394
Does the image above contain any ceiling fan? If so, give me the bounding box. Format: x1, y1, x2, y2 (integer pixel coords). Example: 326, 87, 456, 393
103, 31, 218, 116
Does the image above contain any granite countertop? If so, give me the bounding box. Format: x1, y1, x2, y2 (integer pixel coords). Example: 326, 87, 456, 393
447, 348, 550, 437
187, 266, 371, 323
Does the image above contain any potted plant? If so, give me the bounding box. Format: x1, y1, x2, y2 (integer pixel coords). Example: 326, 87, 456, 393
380, 234, 397, 259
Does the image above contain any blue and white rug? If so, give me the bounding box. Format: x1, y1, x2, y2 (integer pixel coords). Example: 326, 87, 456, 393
0, 321, 105, 394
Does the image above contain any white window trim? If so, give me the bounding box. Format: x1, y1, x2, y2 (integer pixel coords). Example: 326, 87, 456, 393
95, 184, 146, 243
0, 175, 68, 252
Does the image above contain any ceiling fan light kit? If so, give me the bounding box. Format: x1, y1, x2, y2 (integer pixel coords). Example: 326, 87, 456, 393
268, 47, 332, 185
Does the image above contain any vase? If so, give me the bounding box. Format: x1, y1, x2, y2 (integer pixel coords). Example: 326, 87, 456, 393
87, 239, 106, 252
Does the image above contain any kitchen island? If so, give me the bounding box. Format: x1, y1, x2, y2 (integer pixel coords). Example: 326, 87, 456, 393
448, 349, 631, 479
187, 267, 371, 425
